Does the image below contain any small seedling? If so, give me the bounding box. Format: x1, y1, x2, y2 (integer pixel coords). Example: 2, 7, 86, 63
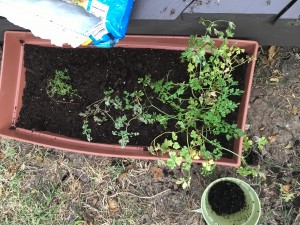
237, 135, 266, 179
237, 164, 266, 179
280, 184, 295, 202
257, 136, 268, 150
47, 69, 80, 100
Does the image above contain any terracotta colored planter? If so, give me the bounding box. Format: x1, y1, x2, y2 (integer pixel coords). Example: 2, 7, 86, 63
0, 31, 258, 167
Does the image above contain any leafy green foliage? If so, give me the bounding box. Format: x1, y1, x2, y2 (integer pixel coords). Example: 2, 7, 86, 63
237, 164, 265, 179
47, 69, 80, 99
80, 19, 252, 188
82, 120, 92, 142
141, 19, 251, 187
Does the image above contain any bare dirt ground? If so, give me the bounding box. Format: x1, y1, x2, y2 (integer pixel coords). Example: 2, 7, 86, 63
0, 45, 300, 225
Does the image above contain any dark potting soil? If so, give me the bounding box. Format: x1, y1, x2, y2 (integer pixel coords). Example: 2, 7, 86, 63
17, 45, 245, 155
208, 181, 246, 215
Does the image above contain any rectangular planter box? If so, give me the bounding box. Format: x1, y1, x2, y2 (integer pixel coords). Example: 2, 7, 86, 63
0, 31, 258, 167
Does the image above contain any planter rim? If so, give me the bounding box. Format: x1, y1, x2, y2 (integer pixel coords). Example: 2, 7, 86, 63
0, 31, 259, 167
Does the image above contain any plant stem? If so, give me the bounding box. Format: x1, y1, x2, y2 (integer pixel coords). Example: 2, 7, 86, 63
142, 86, 177, 119
201, 134, 241, 158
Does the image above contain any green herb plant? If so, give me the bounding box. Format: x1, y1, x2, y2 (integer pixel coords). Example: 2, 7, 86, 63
47, 69, 80, 101
140, 19, 251, 184
79, 88, 155, 146
80, 19, 252, 188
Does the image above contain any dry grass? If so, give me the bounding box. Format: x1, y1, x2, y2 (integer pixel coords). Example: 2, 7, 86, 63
0, 138, 203, 225
0, 138, 153, 225
1, 135, 300, 224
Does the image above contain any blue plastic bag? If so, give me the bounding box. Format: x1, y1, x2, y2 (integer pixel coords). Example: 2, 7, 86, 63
82, 0, 134, 47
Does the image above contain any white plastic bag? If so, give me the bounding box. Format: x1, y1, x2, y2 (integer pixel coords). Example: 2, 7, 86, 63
0, 0, 100, 47
0, 0, 134, 48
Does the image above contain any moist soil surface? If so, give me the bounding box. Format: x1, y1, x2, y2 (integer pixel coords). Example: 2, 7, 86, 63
18, 45, 188, 145
208, 180, 245, 215
17, 45, 244, 152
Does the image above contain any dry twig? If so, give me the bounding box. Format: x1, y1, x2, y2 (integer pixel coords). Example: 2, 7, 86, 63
109, 189, 171, 199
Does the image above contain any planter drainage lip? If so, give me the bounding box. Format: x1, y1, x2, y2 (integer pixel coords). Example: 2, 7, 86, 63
0, 31, 259, 167
201, 177, 261, 225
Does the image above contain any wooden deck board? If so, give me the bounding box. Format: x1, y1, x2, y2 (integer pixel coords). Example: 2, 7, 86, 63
0, 0, 299, 46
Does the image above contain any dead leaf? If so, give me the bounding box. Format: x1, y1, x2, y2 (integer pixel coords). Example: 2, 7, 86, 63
92, 197, 99, 206
260, 55, 268, 65
31, 189, 38, 194
209, 91, 217, 97
81, 212, 94, 224
284, 143, 293, 149
118, 172, 128, 180
0, 150, 5, 159
245, 124, 251, 131
259, 126, 265, 131
282, 184, 291, 192
268, 46, 277, 61
268, 135, 277, 143
150, 167, 163, 179
261, 148, 268, 156
270, 77, 280, 83
35, 156, 43, 163
297, 74, 300, 79
272, 69, 281, 75
8, 163, 20, 175
291, 106, 300, 116
108, 198, 120, 213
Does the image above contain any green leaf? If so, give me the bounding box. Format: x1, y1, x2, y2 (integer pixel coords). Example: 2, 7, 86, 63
180, 146, 189, 158
114, 115, 127, 129
173, 142, 180, 150
172, 132, 178, 141
183, 162, 191, 171
242, 136, 253, 152
156, 114, 169, 127
190, 130, 198, 139
161, 139, 173, 151
237, 166, 252, 177
182, 181, 188, 189
175, 177, 190, 189
177, 121, 185, 130
257, 137, 268, 150
202, 35, 211, 43
167, 159, 176, 169
175, 156, 183, 166
176, 178, 185, 185
188, 63, 195, 73
204, 151, 212, 159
